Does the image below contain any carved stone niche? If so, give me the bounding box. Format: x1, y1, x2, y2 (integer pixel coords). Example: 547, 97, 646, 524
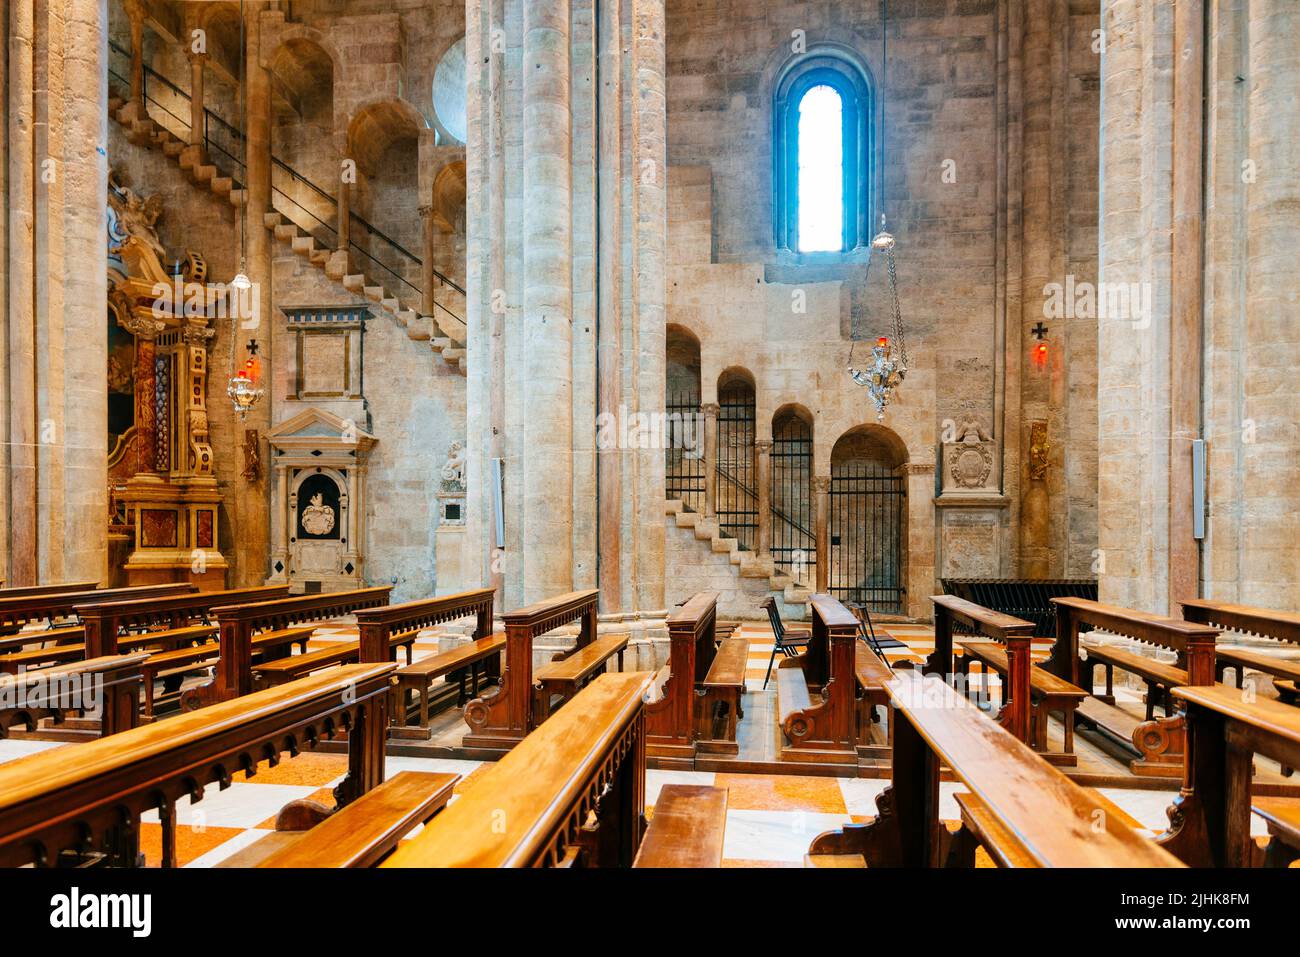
267, 408, 377, 594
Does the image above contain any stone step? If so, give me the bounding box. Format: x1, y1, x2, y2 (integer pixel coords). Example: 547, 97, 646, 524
363, 285, 384, 302
162, 140, 186, 158
430, 336, 452, 353
342, 274, 365, 292
291, 236, 315, 257
274, 224, 297, 242
674, 510, 700, 529
380, 297, 401, 313
263, 212, 283, 230
710, 537, 737, 555
310, 249, 331, 267
442, 347, 466, 364
229, 189, 247, 207
192, 164, 217, 184
210, 176, 232, 196
664, 499, 684, 515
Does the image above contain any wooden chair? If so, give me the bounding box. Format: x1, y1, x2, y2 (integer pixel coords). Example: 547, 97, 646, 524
760, 595, 810, 689
845, 600, 907, 657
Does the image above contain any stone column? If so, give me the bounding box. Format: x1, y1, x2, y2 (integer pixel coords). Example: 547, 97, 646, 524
231, 2, 273, 585
701, 402, 718, 517
130, 324, 160, 477
419, 204, 436, 316
520, 0, 573, 602
755, 438, 772, 558
125, 0, 146, 110
187, 49, 207, 151
813, 475, 831, 593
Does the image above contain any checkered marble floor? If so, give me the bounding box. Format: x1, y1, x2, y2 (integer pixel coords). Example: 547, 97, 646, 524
0, 618, 1270, 866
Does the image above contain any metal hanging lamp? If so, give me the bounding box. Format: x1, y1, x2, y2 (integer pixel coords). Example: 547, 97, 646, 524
226, 0, 262, 418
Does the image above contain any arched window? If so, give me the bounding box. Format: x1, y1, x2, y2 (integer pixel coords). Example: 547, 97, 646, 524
774, 51, 873, 255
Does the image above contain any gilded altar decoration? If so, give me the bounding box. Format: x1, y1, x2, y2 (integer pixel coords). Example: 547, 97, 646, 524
105, 169, 230, 587
1029, 421, 1050, 482
301, 492, 337, 536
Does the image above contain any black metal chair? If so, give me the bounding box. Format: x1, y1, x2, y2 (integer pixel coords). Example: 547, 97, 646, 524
760, 596, 811, 689
845, 601, 907, 665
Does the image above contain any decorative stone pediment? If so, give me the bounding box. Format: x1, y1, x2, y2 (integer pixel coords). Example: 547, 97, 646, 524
268, 407, 376, 455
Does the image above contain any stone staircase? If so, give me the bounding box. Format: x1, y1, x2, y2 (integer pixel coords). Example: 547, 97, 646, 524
107, 93, 468, 376
665, 498, 812, 620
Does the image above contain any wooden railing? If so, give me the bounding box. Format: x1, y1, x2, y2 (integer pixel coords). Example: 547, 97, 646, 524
463, 589, 598, 751
384, 671, 654, 868
0, 581, 99, 599
931, 594, 1036, 742
1180, 599, 1300, 645
183, 586, 393, 708
645, 591, 717, 758
76, 585, 290, 658
354, 588, 494, 664
0, 664, 396, 867
0, 583, 194, 631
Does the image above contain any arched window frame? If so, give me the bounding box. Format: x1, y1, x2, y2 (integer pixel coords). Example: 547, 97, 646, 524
773, 50, 874, 257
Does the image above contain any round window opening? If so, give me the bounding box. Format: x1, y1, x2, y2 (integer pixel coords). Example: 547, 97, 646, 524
432, 37, 467, 144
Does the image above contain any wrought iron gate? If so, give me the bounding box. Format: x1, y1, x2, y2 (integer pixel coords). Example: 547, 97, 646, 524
716, 380, 757, 551
829, 462, 905, 613
664, 390, 705, 512
771, 414, 814, 579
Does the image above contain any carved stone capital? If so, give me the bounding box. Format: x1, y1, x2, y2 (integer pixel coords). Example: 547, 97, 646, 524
755, 438, 773, 454
118, 310, 165, 340
812, 475, 833, 494
187, 49, 210, 66
700, 402, 720, 418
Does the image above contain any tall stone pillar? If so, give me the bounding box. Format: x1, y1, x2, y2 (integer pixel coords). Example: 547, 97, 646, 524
813, 475, 831, 593
229, 2, 273, 585
520, 0, 573, 603
755, 438, 772, 558
187, 49, 207, 151
1, 0, 110, 584
419, 204, 436, 316
701, 402, 718, 517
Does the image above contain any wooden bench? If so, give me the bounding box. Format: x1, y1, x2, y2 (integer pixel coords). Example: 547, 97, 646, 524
930, 594, 1037, 744
138, 626, 316, 721
1250, 797, 1300, 867
697, 633, 749, 756
251, 771, 459, 868
0, 663, 396, 867
1180, 600, 1300, 703
941, 577, 1097, 639
1043, 596, 1218, 778
462, 589, 599, 754
0, 581, 100, 603
253, 630, 417, 688
777, 594, 860, 765
181, 586, 394, 709
633, 785, 728, 868
353, 589, 497, 739
384, 671, 655, 868
853, 640, 893, 758
808, 670, 1184, 868
0, 654, 150, 738
1156, 683, 1300, 867
646, 591, 719, 760
0, 622, 218, 674
955, 641, 1088, 766
535, 633, 629, 719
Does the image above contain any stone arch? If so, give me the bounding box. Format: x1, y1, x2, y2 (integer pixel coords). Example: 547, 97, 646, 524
430, 160, 467, 234
346, 97, 428, 176
268, 34, 336, 123
828, 423, 908, 613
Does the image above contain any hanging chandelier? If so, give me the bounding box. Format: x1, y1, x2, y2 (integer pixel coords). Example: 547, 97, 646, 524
848, 217, 908, 420
226, 0, 262, 419
847, 0, 908, 422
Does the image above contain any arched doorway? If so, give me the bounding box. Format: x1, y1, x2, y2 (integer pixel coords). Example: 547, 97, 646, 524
771, 405, 814, 581
665, 326, 704, 511
716, 369, 757, 551
829, 426, 907, 613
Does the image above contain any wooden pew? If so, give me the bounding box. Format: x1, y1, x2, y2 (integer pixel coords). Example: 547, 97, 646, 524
646, 591, 719, 761
252, 771, 459, 868
0, 582, 194, 634
1179, 599, 1300, 702
182, 586, 393, 709
809, 670, 1184, 868
463, 589, 620, 754
777, 593, 858, 765
0, 664, 395, 867
633, 784, 729, 868
937, 594, 1088, 767
384, 671, 655, 867
0, 654, 150, 738
697, 632, 750, 756
854, 640, 893, 759
1042, 596, 1218, 777
352, 588, 497, 738
1156, 684, 1300, 867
